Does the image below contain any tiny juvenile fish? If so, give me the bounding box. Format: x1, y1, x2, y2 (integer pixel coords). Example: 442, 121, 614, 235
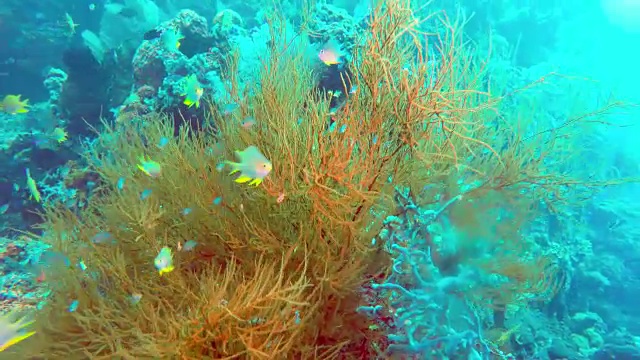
130, 293, 142, 305
182, 240, 197, 252
68, 300, 79, 312
138, 156, 161, 178
91, 231, 114, 244
154, 247, 175, 276
35, 270, 46, 283
157, 137, 170, 148
240, 116, 256, 129
25, 168, 41, 202
140, 189, 152, 200
117, 177, 125, 190
225, 146, 272, 187
221, 102, 238, 115
64, 12, 79, 35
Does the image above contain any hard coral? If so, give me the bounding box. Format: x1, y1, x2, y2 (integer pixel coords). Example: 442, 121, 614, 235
132, 41, 168, 88
42, 68, 68, 121
163, 9, 215, 57
309, 3, 362, 52
212, 9, 244, 33
131, 9, 226, 112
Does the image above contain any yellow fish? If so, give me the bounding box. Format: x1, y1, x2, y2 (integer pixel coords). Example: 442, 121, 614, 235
64, 13, 79, 35
0, 310, 36, 352
160, 28, 184, 52
180, 75, 203, 108
137, 156, 162, 178
25, 168, 41, 202
51, 127, 68, 143
154, 247, 175, 276
0, 95, 29, 114
225, 146, 272, 186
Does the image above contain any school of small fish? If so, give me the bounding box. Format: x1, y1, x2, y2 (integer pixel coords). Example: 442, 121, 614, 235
0, 30, 350, 353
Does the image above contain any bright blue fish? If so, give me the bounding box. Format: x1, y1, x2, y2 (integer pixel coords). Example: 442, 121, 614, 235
157, 137, 169, 148
140, 189, 152, 200
222, 103, 239, 115
68, 300, 79, 312
117, 177, 125, 190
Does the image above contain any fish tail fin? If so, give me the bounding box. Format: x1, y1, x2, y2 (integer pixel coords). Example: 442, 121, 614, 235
0, 331, 36, 352
159, 265, 175, 276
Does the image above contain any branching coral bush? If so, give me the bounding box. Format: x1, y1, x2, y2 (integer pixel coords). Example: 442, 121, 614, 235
3, 0, 628, 359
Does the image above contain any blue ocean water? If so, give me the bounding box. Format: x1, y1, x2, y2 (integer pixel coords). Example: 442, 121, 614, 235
0, 0, 639, 359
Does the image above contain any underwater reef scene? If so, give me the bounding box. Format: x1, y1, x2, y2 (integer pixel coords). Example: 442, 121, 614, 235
1, 0, 640, 358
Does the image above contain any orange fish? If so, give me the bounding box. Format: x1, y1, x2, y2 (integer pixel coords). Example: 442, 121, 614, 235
318, 40, 343, 65
36, 270, 46, 283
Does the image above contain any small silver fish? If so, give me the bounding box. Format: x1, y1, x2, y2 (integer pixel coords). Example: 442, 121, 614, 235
157, 137, 169, 148
92, 231, 113, 244
140, 189, 152, 200
130, 293, 142, 305
182, 240, 197, 252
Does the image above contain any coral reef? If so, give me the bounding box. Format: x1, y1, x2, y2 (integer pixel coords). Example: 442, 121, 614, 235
4, 1, 627, 358
0, 0, 638, 359
42, 68, 68, 122
131, 9, 228, 113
